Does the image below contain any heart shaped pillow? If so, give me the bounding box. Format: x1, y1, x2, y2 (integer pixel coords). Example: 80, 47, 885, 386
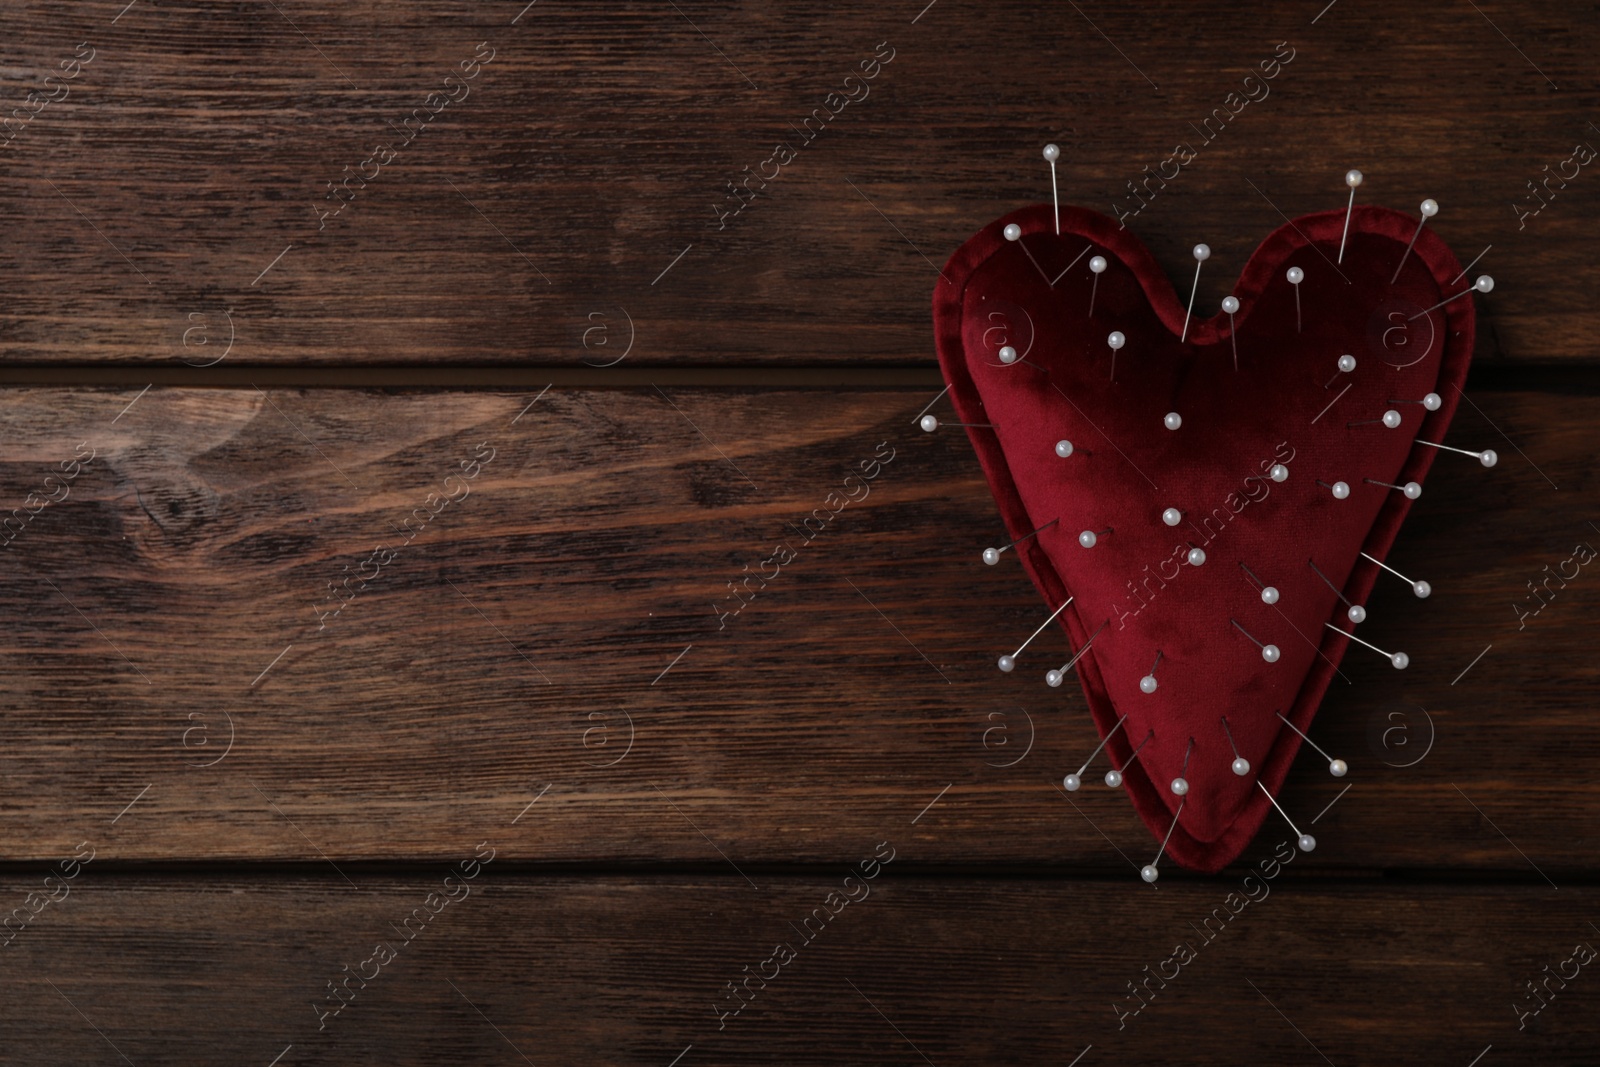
933, 203, 1478, 873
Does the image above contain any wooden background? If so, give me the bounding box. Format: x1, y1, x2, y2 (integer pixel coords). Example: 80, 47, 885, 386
2, 1, 1597, 1063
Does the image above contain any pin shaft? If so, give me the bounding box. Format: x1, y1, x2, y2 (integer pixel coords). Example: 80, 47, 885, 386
1009, 596, 1074, 659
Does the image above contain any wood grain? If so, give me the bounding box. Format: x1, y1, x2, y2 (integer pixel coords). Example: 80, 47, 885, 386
0, 1, 1594, 364
0, 385, 1593, 872
1, 874, 1595, 1065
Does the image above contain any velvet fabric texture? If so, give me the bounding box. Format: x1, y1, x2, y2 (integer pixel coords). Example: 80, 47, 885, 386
933, 204, 1475, 872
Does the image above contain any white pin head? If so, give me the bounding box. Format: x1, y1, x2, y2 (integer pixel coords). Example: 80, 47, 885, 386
1420, 198, 1439, 218
1404, 481, 1422, 499
1330, 758, 1348, 777
1042, 143, 1060, 163
1187, 547, 1206, 566
1107, 331, 1125, 350
1106, 769, 1124, 788
1269, 463, 1289, 483
1141, 864, 1159, 883
1045, 669, 1064, 687
1332, 481, 1350, 499
1474, 274, 1494, 293
1391, 651, 1410, 669
997, 653, 1015, 671
1262, 644, 1280, 663
1140, 650, 1162, 694
1221, 295, 1239, 314
1079, 528, 1110, 549
1414, 580, 1432, 598
1338, 354, 1356, 372
1479, 449, 1498, 467
1345, 169, 1363, 188
1164, 412, 1182, 431
920, 415, 939, 432
1193, 243, 1211, 261
1003, 223, 1021, 241
999, 345, 1018, 364
1347, 605, 1367, 623
1287, 266, 1304, 285
1382, 410, 1402, 429
1222, 715, 1250, 776
1162, 507, 1182, 527
1090, 255, 1107, 274
1063, 772, 1080, 791
1055, 440, 1074, 458
1170, 739, 1194, 796
1298, 833, 1317, 852
1424, 392, 1442, 410
1262, 585, 1279, 605
983, 548, 1002, 566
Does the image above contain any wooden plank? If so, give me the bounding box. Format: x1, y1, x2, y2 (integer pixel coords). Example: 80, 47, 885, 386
0, 2, 1593, 364
2, 873, 1596, 1063
0, 385, 1595, 871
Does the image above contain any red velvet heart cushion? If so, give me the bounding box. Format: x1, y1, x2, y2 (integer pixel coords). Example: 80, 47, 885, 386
933, 204, 1475, 873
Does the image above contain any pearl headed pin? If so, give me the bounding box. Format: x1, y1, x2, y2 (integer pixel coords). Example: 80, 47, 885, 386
1107, 331, 1125, 382
1348, 410, 1403, 430
1240, 561, 1279, 605
1164, 412, 1182, 431
1045, 619, 1109, 687
1309, 556, 1365, 623
1004, 222, 1053, 280
1079, 528, 1112, 549
996, 344, 1045, 374
1415, 438, 1498, 467
1182, 244, 1209, 343
1089, 256, 1107, 315
1054, 439, 1076, 458
1317, 479, 1352, 500
1409, 276, 1494, 320
1322, 354, 1356, 390
1043, 143, 1061, 235
1276, 710, 1348, 777
1338, 169, 1362, 264
1140, 650, 1163, 694
1161, 507, 1182, 527
921, 415, 995, 433
996, 596, 1074, 672
1325, 622, 1409, 669
1171, 737, 1195, 796
1390, 392, 1443, 411
1142, 798, 1186, 883
1221, 716, 1249, 776
1287, 266, 1304, 332
1231, 618, 1280, 663
1062, 713, 1127, 791
1258, 781, 1316, 852
1390, 198, 1439, 284
1361, 550, 1431, 598
1365, 477, 1422, 499
1221, 295, 1240, 371
982, 517, 1059, 566
1106, 729, 1152, 788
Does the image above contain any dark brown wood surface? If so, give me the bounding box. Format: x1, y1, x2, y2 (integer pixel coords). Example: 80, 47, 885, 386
0, 1, 1594, 364
0, 386, 1593, 877
4, 2, 1599, 1063
3, 875, 1598, 1065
